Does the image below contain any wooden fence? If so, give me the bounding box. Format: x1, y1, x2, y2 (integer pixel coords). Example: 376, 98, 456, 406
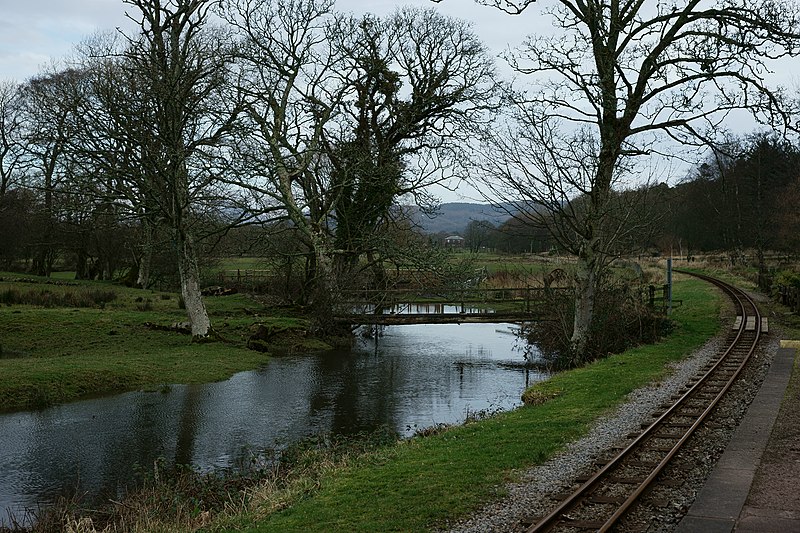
777, 284, 800, 313
218, 269, 271, 288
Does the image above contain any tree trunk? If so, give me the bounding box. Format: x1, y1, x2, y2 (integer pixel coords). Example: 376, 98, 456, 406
34, 244, 54, 277
137, 250, 151, 289
137, 221, 154, 289
366, 250, 388, 290
570, 244, 598, 363
307, 231, 342, 332
756, 246, 769, 291
75, 247, 88, 280
176, 229, 211, 339
311, 242, 336, 311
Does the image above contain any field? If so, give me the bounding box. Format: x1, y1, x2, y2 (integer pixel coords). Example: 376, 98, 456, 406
0, 272, 323, 411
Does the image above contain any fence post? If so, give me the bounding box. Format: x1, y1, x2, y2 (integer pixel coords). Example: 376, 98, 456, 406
667, 257, 673, 314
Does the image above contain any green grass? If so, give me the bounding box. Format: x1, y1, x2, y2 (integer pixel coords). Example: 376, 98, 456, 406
48, 271, 79, 280
465, 252, 569, 275
0, 272, 315, 411
235, 274, 722, 532
213, 257, 270, 272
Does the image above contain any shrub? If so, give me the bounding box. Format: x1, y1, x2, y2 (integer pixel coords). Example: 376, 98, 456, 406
0, 288, 21, 305
522, 279, 673, 369
773, 269, 800, 312
0, 288, 117, 308
773, 269, 800, 291
135, 299, 154, 312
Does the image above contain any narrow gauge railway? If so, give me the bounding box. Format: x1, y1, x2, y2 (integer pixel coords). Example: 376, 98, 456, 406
524, 271, 763, 532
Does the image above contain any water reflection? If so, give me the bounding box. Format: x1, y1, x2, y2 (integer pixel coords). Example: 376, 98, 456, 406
0, 322, 545, 524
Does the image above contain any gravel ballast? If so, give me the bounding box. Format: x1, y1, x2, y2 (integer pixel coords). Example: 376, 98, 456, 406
445, 325, 778, 533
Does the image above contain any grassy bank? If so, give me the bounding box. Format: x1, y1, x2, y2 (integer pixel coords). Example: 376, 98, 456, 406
220, 274, 721, 532
0, 273, 321, 411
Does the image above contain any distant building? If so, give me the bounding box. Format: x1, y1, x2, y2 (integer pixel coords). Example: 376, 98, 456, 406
444, 235, 465, 247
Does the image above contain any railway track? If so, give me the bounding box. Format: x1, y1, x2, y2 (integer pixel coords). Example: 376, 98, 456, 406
524, 271, 763, 532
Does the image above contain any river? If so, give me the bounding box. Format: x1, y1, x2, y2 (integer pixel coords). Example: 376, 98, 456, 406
0, 318, 545, 525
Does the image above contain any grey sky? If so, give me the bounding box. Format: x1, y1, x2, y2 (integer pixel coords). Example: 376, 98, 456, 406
0, 0, 537, 202
0, 1, 794, 201
0, 0, 536, 84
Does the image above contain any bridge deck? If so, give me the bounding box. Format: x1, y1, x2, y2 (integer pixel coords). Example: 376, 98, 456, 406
333, 311, 543, 325
333, 287, 565, 325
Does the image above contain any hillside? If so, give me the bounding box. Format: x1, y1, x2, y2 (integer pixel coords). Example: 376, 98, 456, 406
410, 202, 516, 235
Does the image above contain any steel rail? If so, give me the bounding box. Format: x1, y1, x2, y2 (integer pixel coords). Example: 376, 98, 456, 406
526, 271, 762, 532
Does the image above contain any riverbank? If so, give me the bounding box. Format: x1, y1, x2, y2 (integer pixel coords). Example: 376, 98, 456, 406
10, 274, 717, 533
2, 274, 722, 532
232, 275, 721, 532
0, 272, 328, 411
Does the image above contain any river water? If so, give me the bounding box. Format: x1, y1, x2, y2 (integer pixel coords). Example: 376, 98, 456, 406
0, 318, 545, 524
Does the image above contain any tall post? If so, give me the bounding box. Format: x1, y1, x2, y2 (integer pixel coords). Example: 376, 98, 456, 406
667, 257, 673, 314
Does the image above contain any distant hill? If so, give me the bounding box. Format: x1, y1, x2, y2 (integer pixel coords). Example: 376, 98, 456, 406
409, 202, 517, 235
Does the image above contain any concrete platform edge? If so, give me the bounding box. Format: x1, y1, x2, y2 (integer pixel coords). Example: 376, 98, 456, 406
675, 347, 796, 533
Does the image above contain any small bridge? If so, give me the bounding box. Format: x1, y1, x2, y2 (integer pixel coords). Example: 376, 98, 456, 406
333, 287, 570, 326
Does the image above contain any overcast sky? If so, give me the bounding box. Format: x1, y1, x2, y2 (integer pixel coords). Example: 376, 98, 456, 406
0, 0, 540, 202
0, 1, 795, 202
0, 0, 537, 84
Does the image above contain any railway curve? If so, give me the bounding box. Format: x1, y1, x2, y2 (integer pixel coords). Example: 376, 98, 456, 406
524, 271, 763, 532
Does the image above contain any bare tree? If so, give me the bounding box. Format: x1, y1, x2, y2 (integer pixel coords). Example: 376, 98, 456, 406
225, 1, 496, 320
324, 8, 497, 282
62, 32, 170, 289
18, 67, 88, 276
470, 0, 800, 362
0, 80, 27, 200
464, 220, 496, 253
222, 0, 348, 313
120, 0, 241, 338
678, 134, 800, 273
0, 80, 33, 270
80, 50, 159, 287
